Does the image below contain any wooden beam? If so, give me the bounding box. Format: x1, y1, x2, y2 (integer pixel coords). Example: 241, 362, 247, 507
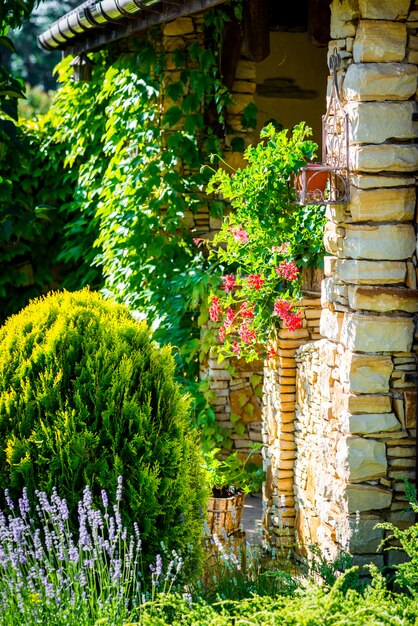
308, 0, 332, 47
65, 0, 227, 55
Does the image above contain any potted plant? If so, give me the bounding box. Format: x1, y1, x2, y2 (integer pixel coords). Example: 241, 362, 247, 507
204, 448, 265, 536
200, 122, 326, 363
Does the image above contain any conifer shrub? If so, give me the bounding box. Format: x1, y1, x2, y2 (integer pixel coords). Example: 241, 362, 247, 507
0, 289, 208, 571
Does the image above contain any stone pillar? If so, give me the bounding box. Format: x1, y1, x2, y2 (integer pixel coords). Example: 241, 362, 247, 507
296, 0, 418, 564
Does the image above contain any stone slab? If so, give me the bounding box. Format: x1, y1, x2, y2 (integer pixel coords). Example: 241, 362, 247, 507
353, 20, 407, 63
340, 352, 393, 393
359, 0, 411, 20
347, 102, 416, 144
347, 186, 415, 222
349, 144, 418, 173
334, 259, 406, 284
349, 516, 384, 554
348, 286, 418, 313
346, 484, 392, 512
345, 436, 387, 481
320, 308, 344, 342
342, 224, 416, 260
350, 175, 415, 189
330, 0, 359, 39
348, 412, 400, 434
343, 63, 418, 101
341, 313, 415, 352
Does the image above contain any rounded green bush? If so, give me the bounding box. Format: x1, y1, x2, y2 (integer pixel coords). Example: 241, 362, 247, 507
0, 289, 208, 570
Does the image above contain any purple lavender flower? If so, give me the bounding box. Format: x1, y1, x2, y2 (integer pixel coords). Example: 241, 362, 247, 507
116, 476, 123, 502
101, 490, 109, 509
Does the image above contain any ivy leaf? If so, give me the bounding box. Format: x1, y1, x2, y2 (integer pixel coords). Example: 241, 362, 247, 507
162, 106, 183, 127
230, 136, 245, 152
165, 82, 184, 102
184, 113, 203, 134
241, 102, 258, 129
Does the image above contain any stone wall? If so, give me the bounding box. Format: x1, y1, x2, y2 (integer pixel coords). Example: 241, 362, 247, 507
317, 0, 417, 562
262, 294, 322, 544
200, 353, 263, 463
263, 0, 418, 559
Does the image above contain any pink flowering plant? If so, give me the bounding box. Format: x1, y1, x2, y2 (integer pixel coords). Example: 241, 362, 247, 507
202, 123, 326, 361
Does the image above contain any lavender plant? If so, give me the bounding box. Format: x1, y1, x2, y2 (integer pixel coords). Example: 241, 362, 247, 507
0, 478, 184, 625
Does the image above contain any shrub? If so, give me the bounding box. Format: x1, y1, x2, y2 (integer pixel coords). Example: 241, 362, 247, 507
0, 289, 208, 572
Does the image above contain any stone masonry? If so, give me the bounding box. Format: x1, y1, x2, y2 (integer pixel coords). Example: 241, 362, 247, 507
264, 0, 418, 561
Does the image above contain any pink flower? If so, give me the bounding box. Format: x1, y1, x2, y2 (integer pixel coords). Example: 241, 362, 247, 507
218, 326, 226, 342
192, 237, 205, 247
267, 347, 277, 358
224, 307, 236, 329
247, 274, 264, 290
238, 322, 256, 344
239, 302, 254, 320
232, 341, 240, 356
284, 313, 303, 331
273, 299, 293, 318
272, 243, 290, 255
231, 225, 249, 244
209, 296, 221, 322
222, 274, 236, 293
275, 261, 299, 282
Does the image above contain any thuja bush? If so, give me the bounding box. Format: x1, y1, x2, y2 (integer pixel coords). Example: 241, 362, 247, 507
0, 289, 208, 572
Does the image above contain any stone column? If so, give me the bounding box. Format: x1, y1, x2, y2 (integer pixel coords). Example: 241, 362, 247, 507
313, 0, 418, 564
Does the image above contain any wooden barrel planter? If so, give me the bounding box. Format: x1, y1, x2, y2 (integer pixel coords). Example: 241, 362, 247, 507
206, 490, 246, 536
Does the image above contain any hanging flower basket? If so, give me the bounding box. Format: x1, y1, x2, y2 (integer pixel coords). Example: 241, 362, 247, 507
206, 490, 246, 536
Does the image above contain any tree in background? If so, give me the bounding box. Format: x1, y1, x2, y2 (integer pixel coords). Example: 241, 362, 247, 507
9, 1, 80, 92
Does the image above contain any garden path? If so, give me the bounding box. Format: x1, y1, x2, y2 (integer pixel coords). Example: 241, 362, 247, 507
241, 493, 263, 545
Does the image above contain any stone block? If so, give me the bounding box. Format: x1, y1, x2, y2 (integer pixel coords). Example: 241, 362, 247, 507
346, 484, 392, 512
320, 309, 344, 342
359, 0, 411, 20
235, 60, 256, 80
404, 390, 417, 429
226, 93, 254, 116
341, 224, 416, 260
341, 313, 415, 353
351, 175, 415, 189
334, 259, 406, 284
337, 437, 387, 482
347, 101, 416, 145
347, 186, 415, 222
353, 20, 407, 63
343, 63, 418, 101
348, 412, 400, 434
348, 286, 418, 313
332, 382, 391, 415
232, 80, 256, 94
340, 352, 393, 393
349, 516, 384, 554
163, 17, 194, 36
330, 0, 359, 39
349, 144, 418, 173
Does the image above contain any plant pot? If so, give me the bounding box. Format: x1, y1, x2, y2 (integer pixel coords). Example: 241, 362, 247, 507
297, 164, 329, 202
206, 490, 246, 536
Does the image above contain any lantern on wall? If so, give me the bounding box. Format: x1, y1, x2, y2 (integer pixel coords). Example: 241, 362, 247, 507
70, 54, 95, 82
297, 49, 350, 206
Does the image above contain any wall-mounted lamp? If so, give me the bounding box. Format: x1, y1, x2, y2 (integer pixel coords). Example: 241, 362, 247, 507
70, 54, 96, 82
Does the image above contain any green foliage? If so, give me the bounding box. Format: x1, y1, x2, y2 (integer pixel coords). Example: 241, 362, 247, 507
0, 117, 86, 323
0, 288, 208, 572
204, 123, 326, 361
377, 482, 418, 596
204, 447, 265, 494
135, 568, 418, 625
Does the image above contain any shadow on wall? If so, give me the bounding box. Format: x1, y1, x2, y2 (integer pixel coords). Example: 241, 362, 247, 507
255, 31, 328, 149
